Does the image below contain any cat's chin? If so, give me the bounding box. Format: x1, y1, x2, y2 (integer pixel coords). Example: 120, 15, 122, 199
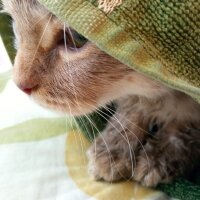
32, 95, 99, 116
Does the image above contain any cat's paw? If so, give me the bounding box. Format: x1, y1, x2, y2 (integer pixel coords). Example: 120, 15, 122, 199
133, 124, 200, 187
87, 135, 135, 182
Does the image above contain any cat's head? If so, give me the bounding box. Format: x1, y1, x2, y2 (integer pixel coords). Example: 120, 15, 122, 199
2, 0, 164, 115
2, 0, 138, 115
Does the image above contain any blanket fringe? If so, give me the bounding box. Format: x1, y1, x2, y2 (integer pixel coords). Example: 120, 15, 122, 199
98, 0, 122, 13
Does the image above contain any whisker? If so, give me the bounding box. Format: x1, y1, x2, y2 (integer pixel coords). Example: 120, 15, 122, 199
81, 113, 117, 183
66, 26, 78, 53
32, 12, 50, 27
80, 102, 136, 180
28, 14, 53, 73
63, 23, 98, 161
94, 107, 136, 179
97, 103, 151, 176
84, 101, 151, 178
99, 102, 158, 139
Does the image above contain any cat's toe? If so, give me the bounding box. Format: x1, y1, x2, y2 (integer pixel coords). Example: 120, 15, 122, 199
87, 136, 135, 182
87, 148, 105, 181
87, 145, 120, 182
134, 163, 164, 187
134, 160, 169, 187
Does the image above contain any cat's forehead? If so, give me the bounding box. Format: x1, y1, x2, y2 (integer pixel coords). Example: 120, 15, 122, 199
2, 0, 49, 20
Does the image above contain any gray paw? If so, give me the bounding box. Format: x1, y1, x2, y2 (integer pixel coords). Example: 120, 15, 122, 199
87, 135, 135, 182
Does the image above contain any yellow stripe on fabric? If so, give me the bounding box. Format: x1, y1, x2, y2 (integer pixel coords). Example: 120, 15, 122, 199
65, 130, 166, 200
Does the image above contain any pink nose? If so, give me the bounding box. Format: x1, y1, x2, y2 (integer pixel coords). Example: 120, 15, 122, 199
17, 83, 37, 95
22, 88, 33, 95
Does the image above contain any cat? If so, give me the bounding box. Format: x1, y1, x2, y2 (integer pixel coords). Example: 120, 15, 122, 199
2, 0, 200, 187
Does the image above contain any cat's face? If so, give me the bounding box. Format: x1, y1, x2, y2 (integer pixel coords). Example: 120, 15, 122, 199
3, 0, 165, 115
3, 0, 138, 115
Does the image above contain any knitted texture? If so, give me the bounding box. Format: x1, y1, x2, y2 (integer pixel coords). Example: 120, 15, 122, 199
108, 0, 200, 87
158, 179, 200, 200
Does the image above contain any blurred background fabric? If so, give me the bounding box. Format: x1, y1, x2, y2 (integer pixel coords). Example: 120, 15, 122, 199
0, 1, 15, 62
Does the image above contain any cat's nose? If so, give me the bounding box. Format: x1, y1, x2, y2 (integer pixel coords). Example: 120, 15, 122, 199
17, 83, 37, 95
21, 87, 33, 95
